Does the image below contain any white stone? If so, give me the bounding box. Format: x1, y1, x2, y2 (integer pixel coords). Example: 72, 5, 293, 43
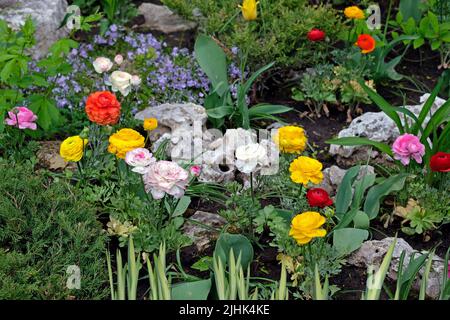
137, 3, 197, 34
348, 237, 445, 299
0, 0, 69, 59
329, 94, 447, 162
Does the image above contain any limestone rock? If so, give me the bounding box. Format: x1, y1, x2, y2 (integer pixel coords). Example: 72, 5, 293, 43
319, 165, 375, 195
37, 141, 74, 170
135, 3, 197, 47
329, 94, 447, 165
0, 0, 69, 59
182, 211, 226, 252
135, 105, 278, 183
135, 102, 208, 161
348, 237, 445, 299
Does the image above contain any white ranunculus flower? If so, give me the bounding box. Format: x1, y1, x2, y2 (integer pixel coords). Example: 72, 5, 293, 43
114, 54, 124, 65
93, 57, 113, 74
235, 143, 268, 174
130, 75, 142, 87
110, 71, 133, 96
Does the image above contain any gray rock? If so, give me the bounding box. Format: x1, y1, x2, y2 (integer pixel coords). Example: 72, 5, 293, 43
135, 3, 197, 47
137, 3, 197, 34
135, 105, 278, 184
182, 211, 226, 252
135, 102, 208, 162
0, 0, 69, 59
348, 237, 445, 299
319, 165, 375, 195
329, 94, 447, 164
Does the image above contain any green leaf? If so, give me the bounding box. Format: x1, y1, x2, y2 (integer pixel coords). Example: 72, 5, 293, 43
172, 196, 191, 217
353, 211, 370, 229
364, 174, 409, 219
0, 59, 15, 83
206, 106, 234, 119
421, 99, 450, 144
399, 0, 422, 22
412, 76, 444, 134
194, 35, 228, 97
28, 95, 62, 131
333, 228, 369, 256
214, 233, 253, 270
413, 37, 425, 48
326, 137, 393, 157
335, 165, 360, 217
248, 104, 292, 117
359, 81, 404, 133
171, 279, 211, 300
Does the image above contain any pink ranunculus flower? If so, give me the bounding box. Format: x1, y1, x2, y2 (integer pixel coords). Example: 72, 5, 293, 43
190, 165, 201, 177
143, 160, 189, 199
392, 133, 425, 165
5, 106, 38, 130
125, 148, 156, 174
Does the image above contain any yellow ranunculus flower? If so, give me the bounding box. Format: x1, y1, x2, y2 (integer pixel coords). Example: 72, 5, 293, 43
239, 0, 259, 21
60, 135, 88, 162
289, 156, 323, 186
143, 118, 158, 131
108, 128, 145, 159
273, 126, 307, 154
344, 6, 365, 20
289, 211, 327, 245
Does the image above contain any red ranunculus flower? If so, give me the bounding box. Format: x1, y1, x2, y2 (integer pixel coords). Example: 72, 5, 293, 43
307, 29, 326, 42
355, 34, 376, 54
85, 91, 121, 125
306, 188, 333, 208
430, 152, 450, 172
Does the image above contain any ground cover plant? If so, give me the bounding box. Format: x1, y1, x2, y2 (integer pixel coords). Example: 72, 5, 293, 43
0, 0, 448, 302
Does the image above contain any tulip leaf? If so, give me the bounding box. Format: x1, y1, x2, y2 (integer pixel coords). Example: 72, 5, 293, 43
364, 173, 409, 219
326, 137, 393, 157
171, 279, 211, 300
353, 211, 370, 229
172, 196, 191, 217
333, 228, 369, 256
214, 233, 253, 270
194, 35, 228, 97
335, 165, 360, 217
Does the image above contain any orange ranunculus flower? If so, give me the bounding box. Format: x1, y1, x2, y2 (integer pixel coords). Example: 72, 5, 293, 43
355, 34, 376, 54
85, 91, 121, 125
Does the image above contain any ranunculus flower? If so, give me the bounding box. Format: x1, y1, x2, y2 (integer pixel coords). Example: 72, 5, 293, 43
273, 125, 307, 154
289, 156, 323, 186
114, 54, 124, 65
109, 71, 133, 96
355, 34, 376, 54
307, 29, 326, 42
143, 160, 189, 199
392, 133, 425, 166
344, 6, 365, 20
5, 106, 37, 130
93, 57, 113, 74
289, 211, 327, 245
306, 188, 333, 208
143, 118, 158, 131
430, 152, 450, 172
235, 143, 268, 174
60, 136, 88, 162
130, 75, 141, 87
85, 91, 121, 125
108, 128, 145, 159
239, 0, 259, 21
190, 165, 201, 177
125, 148, 156, 174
